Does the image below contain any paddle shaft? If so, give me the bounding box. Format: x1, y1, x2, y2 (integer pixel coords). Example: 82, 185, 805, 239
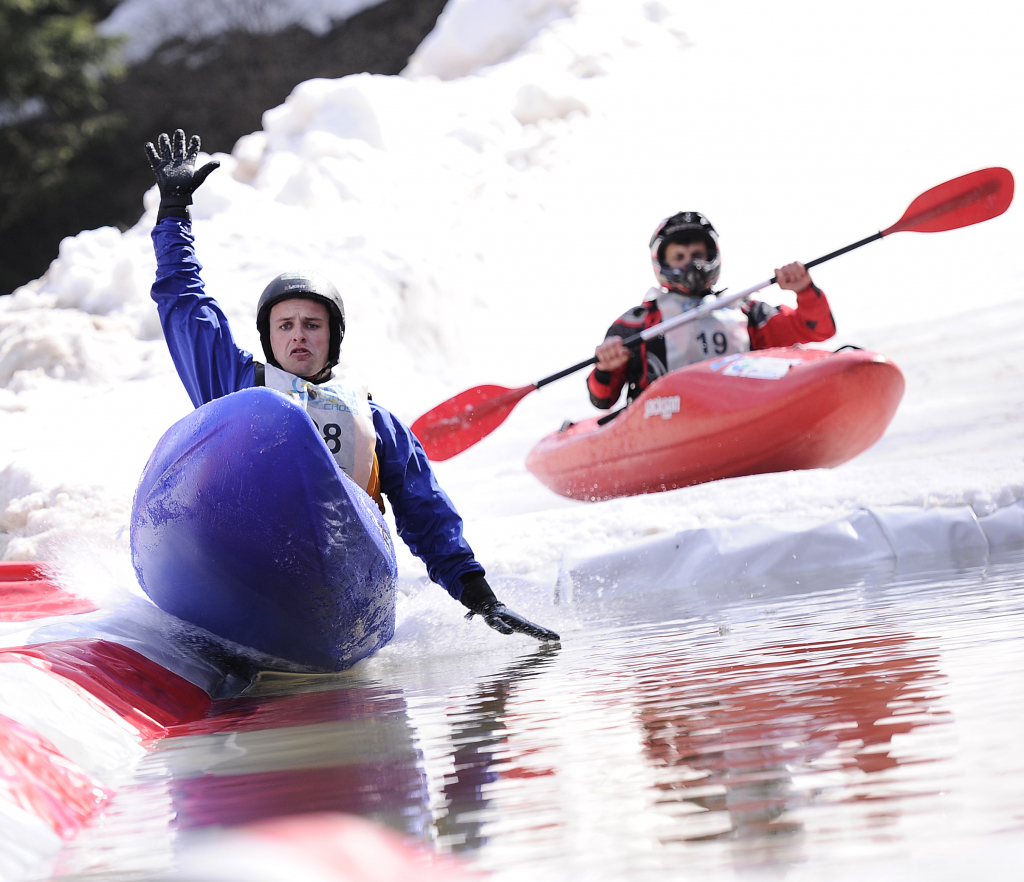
533, 231, 886, 389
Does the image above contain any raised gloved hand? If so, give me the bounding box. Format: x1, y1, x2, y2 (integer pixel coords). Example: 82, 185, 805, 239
145, 129, 220, 222
460, 573, 560, 643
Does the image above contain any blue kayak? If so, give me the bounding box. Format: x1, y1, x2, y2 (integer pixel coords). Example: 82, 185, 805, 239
130, 387, 398, 672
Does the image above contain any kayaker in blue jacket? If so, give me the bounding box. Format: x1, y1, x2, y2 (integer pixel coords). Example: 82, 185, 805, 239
145, 129, 558, 644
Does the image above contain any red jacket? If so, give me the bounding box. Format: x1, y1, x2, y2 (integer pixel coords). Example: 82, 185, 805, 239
588, 284, 836, 409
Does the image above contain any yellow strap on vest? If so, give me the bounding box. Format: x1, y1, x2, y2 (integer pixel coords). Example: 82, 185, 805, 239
367, 452, 385, 515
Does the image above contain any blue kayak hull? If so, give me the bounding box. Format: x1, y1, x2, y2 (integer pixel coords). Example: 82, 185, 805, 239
130, 387, 398, 672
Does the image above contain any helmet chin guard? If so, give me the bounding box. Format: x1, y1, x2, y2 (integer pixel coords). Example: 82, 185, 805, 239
650, 211, 722, 295
658, 258, 721, 296
256, 271, 345, 375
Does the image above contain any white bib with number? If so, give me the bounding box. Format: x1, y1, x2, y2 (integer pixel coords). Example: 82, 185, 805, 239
657, 292, 750, 372
262, 364, 377, 493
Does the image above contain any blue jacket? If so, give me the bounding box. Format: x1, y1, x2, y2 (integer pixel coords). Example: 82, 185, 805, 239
150, 218, 483, 601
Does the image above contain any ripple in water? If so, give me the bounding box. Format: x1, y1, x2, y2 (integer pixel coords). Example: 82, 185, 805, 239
53, 553, 1024, 880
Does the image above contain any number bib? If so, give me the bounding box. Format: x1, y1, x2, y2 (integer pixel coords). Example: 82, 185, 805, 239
658, 292, 750, 372
262, 364, 377, 493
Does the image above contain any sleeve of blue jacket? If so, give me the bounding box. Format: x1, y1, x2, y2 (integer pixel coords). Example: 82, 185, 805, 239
150, 217, 482, 602
150, 218, 255, 405
371, 404, 484, 599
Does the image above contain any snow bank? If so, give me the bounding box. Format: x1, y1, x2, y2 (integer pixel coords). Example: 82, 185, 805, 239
1, 0, 1022, 606
100, 0, 388, 64
405, 0, 575, 80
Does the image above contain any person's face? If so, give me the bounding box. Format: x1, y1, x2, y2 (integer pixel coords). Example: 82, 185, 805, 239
663, 240, 709, 268
269, 298, 331, 377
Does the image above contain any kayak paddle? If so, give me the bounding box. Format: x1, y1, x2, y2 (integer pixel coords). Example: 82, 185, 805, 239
412, 167, 1014, 461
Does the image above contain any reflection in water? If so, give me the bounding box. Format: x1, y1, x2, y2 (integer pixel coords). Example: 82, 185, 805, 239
53, 683, 433, 879
431, 645, 561, 852
49, 555, 1024, 880
631, 631, 946, 855
160, 685, 430, 835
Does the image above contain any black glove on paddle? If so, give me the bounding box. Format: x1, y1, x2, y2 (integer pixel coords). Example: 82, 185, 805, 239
145, 129, 220, 222
460, 573, 560, 643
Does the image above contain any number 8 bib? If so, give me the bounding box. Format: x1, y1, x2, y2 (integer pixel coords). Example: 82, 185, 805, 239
261, 363, 377, 493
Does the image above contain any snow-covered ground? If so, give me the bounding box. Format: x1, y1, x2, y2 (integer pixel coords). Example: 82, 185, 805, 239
3, 0, 1023, 600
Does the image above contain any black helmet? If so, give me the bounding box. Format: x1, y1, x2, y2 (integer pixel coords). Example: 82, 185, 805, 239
649, 211, 721, 295
256, 271, 345, 374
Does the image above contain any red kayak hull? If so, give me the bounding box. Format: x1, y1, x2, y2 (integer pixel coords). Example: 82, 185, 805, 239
525, 347, 905, 501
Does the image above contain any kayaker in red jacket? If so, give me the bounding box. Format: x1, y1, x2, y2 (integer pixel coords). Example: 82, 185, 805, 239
588, 212, 836, 409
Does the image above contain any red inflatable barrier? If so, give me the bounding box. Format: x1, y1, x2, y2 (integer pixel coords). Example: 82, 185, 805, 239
0, 580, 98, 622
0, 561, 48, 581
0, 562, 98, 621
0, 713, 110, 840
0, 640, 212, 741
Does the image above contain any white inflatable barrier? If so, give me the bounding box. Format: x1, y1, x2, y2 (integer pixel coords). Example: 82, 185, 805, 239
558, 501, 1024, 601
26, 597, 268, 699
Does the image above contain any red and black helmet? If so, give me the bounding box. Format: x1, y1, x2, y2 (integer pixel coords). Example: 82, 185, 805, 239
256, 271, 345, 372
649, 211, 721, 295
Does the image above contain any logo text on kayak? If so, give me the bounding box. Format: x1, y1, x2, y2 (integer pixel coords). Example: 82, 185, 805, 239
644, 395, 681, 420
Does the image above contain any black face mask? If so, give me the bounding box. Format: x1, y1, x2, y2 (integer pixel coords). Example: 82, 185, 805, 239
660, 257, 719, 295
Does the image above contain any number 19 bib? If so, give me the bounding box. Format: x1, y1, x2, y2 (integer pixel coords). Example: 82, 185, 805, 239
658, 293, 750, 372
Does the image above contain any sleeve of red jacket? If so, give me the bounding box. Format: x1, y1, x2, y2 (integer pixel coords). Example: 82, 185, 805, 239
587, 363, 628, 410
587, 308, 647, 409
745, 284, 836, 350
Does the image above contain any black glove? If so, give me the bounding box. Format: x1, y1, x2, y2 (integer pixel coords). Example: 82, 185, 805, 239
145, 129, 220, 222
460, 573, 560, 643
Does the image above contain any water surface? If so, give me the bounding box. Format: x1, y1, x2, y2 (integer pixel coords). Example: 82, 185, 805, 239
52, 553, 1024, 880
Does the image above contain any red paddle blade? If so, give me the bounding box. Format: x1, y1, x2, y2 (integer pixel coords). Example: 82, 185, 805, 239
411, 384, 537, 461
884, 167, 1014, 236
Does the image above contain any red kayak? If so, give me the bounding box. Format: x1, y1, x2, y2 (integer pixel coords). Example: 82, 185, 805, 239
525, 347, 905, 501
